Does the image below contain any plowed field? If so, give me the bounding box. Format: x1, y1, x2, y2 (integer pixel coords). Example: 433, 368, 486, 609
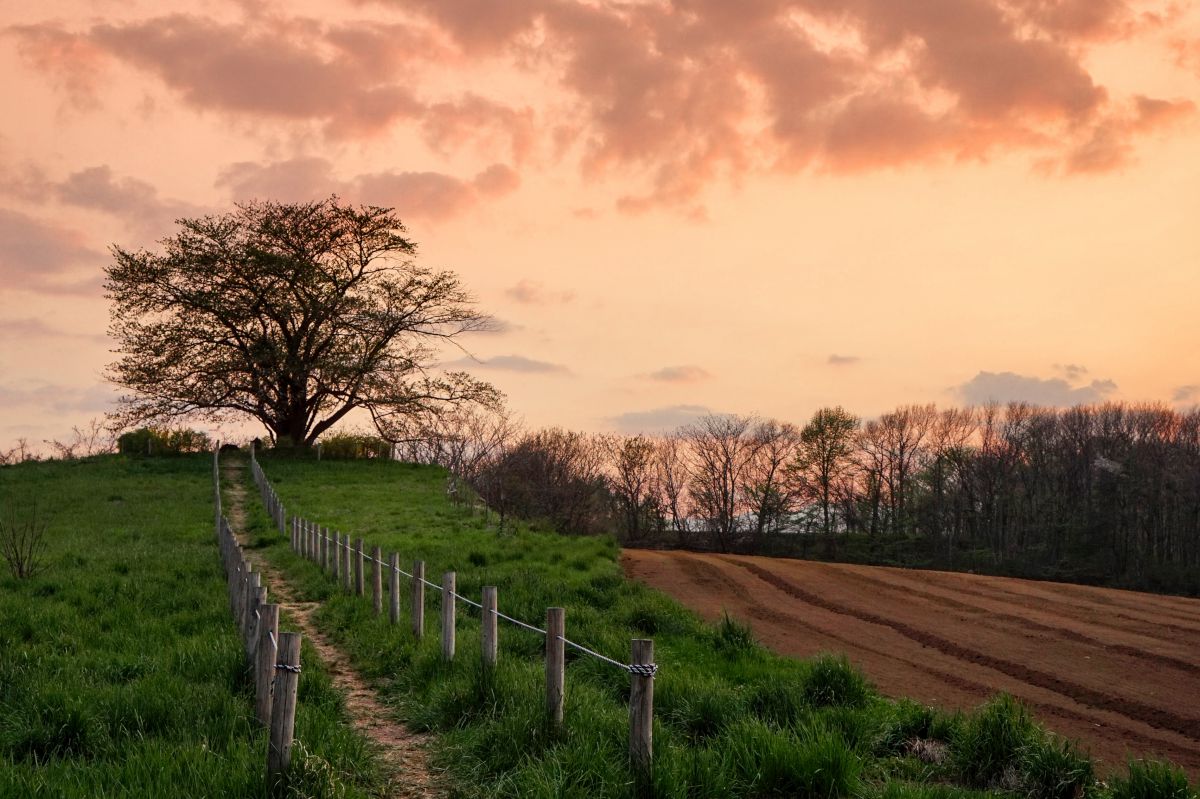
623, 549, 1200, 775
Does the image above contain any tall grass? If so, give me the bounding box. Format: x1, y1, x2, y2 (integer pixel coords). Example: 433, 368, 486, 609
244, 456, 1197, 799
0, 455, 382, 798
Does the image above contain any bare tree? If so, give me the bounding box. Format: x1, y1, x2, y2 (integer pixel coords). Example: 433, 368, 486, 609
1, 495, 48, 579
685, 414, 756, 551
743, 419, 801, 545
44, 418, 119, 460
606, 435, 662, 542
794, 407, 860, 540
656, 433, 693, 545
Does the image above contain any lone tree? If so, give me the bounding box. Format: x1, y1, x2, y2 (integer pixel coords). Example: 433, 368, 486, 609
105, 196, 497, 447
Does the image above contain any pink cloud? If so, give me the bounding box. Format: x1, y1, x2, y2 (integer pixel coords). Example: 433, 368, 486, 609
6, 23, 109, 109
0, 208, 105, 296
645, 365, 712, 383
504, 279, 574, 305
215, 158, 519, 222
9, 1, 1192, 213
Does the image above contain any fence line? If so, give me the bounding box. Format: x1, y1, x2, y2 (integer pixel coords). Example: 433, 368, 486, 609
248, 446, 657, 788
215, 446, 301, 796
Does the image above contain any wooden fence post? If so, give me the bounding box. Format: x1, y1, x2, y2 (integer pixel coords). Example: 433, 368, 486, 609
254, 603, 279, 726
546, 607, 565, 730
630, 639, 655, 796
372, 546, 383, 615
412, 560, 425, 639
482, 586, 498, 668
333, 532, 341, 582
355, 538, 365, 596
267, 632, 301, 791
320, 526, 328, 571
441, 571, 456, 660
243, 570, 260, 640
388, 553, 400, 625
247, 585, 266, 661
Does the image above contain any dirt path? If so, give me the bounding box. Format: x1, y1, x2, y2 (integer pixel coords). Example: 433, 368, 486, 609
223, 459, 442, 798
623, 548, 1200, 778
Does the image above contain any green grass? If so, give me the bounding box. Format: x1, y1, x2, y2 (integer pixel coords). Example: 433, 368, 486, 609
242, 455, 1199, 799
0, 455, 383, 798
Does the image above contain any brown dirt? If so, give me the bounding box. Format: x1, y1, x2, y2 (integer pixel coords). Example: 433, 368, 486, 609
224, 460, 443, 798
622, 548, 1200, 777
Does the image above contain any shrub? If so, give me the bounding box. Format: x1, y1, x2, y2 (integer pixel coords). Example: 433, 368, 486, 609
117, 427, 211, 455
316, 433, 391, 460
0, 494, 49, 579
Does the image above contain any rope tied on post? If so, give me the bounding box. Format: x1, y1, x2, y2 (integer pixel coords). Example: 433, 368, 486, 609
627, 663, 658, 678
274, 663, 302, 674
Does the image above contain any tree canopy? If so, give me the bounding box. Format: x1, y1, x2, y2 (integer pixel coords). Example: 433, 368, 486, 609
105, 196, 497, 447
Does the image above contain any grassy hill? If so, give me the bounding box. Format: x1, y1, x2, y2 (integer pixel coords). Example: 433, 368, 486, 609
243, 455, 1198, 799
3, 453, 1193, 798
0, 455, 381, 798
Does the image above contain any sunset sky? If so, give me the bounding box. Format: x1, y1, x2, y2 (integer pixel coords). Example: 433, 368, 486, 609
1, 0, 1198, 447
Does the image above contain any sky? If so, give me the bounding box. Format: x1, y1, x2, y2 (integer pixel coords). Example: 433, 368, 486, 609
1, 0, 1198, 447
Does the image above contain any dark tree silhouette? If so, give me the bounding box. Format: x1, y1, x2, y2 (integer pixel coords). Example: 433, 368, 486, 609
105, 196, 497, 447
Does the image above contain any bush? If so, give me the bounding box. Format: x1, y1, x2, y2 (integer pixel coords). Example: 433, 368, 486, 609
952, 694, 1040, 788
1106, 760, 1195, 799
0, 494, 49, 579
117, 427, 211, 455
315, 433, 391, 460
803, 654, 872, 708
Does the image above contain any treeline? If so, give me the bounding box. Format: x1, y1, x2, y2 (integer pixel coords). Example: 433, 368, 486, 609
395, 401, 1200, 596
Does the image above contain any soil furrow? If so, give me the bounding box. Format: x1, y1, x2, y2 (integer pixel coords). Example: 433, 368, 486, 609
670, 555, 1200, 767
722, 556, 1200, 743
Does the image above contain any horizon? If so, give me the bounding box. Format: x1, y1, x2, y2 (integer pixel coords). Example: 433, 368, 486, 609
2, 0, 1199, 448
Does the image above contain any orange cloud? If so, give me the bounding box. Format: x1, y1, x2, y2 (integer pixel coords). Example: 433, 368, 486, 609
216, 158, 519, 221
9, 1, 1193, 213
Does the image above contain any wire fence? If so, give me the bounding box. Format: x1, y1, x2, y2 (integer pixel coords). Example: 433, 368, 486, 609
213, 449, 302, 794
247, 443, 657, 788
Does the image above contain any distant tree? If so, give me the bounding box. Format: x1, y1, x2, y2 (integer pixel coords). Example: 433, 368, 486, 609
743, 419, 802, 543
794, 407, 860, 538
606, 434, 662, 542
105, 196, 497, 448
686, 414, 757, 551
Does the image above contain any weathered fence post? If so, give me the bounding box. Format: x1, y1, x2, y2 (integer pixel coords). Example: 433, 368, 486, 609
546, 607, 565, 730
372, 546, 383, 615
630, 639, 655, 795
412, 560, 425, 639
243, 576, 262, 656
247, 584, 266, 660
482, 586, 498, 668
267, 632, 301, 791
354, 538, 364, 596
389, 553, 400, 625
333, 532, 341, 583
441, 571, 456, 660
343, 536, 353, 594
254, 603, 279, 726
320, 526, 328, 571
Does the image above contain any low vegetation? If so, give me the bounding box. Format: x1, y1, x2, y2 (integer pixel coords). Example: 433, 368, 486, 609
0, 455, 382, 798
245, 454, 1198, 798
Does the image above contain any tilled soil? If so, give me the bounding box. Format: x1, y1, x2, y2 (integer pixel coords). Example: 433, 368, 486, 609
224, 460, 442, 798
622, 549, 1200, 776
